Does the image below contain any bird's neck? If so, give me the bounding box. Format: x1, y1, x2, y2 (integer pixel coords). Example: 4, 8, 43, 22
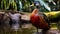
31, 9, 38, 15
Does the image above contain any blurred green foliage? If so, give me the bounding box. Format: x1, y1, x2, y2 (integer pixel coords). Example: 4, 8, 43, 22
0, 0, 34, 11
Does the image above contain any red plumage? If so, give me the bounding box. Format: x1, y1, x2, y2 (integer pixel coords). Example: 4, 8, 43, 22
30, 9, 49, 29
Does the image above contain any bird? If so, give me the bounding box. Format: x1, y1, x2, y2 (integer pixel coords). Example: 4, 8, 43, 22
30, 8, 50, 34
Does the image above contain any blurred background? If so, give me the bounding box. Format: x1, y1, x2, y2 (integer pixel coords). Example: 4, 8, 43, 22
0, 0, 60, 34
0, 0, 60, 12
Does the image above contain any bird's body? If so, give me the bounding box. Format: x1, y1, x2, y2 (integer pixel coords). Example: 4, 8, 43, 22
30, 8, 50, 29
30, 8, 50, 34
